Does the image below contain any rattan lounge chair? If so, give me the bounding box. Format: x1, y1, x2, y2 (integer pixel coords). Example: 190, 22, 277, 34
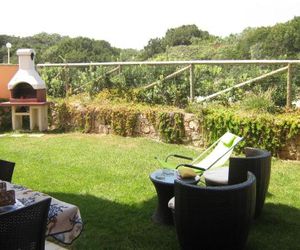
157, 131, 243, 174
0, 159, 15, 182
0, 198, 51, 250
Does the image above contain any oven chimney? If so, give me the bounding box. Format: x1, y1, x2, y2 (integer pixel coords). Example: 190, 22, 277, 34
8, 49, 46, 90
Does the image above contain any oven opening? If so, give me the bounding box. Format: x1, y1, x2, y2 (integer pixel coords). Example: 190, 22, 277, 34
12, 82, 37, 99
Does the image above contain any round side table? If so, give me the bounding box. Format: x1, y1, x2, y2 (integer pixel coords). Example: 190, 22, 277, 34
149, 169, 199, 225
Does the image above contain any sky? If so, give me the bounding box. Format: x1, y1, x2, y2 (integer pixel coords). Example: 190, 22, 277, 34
1, 0, 299, 49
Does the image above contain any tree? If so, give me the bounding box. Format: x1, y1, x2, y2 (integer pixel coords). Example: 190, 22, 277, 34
234, 16, 300, 59
0, 33, 120, 63
41, 37, 119, 63
263, 16, 300, 58
142, 38, 165, 59
163, 24, 210, 47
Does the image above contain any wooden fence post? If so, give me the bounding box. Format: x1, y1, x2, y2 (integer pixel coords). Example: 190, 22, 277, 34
189, 64, 195, 102
286, 63, 292, 109
64, 65, 69, 98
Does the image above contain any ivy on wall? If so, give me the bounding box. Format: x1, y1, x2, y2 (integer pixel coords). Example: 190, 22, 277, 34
49, 101, 300, 152
202, 107, 300, 155
49, 100, 185, 143
158, 112, 185, 143
1, 98, 299, 156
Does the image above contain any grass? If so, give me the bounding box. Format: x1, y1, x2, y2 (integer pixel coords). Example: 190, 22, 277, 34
0, 133, 299, 249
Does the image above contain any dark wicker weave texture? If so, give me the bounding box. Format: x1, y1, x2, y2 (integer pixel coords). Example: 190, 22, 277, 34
174, 173, 256, 250
0, 159, 15, 182
149, 170, 199, 225
229, 147, 271, 218
0, 198, 51, 250
205, 147, 271, 218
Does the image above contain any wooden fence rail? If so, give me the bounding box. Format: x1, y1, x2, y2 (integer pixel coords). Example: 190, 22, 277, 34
199, 66, 289, 102
37, 60, 300, 108
143, 65, 191, 89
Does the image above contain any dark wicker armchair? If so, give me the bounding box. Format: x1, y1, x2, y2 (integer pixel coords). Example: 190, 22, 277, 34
204, 147, 271, 218
0, 198, 51, 250
0, 159, 15, 182
174, 173, 256, 250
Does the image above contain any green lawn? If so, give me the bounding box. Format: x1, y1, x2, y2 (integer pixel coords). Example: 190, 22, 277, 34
0, 133, 299, 249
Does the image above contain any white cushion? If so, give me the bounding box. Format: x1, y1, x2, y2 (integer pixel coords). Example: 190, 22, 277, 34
203, 167, 229, 185
168, 197, 175, 209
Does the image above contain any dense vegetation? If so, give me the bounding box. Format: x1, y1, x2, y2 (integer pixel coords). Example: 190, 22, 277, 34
1, 18, 299, 250
1, 17, 300, 108
1, 17, 300, 63
39, 62, 298, 108
43, 94, 298, 155
0, 33, 120, 63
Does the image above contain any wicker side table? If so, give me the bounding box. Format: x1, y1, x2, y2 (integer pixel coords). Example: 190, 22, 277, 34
149, 169, 199, 225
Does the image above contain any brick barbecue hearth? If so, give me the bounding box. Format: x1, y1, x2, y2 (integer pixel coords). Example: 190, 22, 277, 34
0, 49, 49, 131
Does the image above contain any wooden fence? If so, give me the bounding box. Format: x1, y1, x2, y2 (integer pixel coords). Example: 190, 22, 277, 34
37, 60, 300, 108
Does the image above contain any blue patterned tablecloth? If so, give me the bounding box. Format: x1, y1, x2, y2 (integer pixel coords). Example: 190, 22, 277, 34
5, 182, 83, 245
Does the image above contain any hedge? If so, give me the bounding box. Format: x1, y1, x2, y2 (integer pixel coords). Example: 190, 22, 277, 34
1, 98, 299, 157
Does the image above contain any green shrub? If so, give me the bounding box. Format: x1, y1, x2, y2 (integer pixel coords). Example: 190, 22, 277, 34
39, 62, 296, 109
202, 107, 300, 155
0, 107, 11, 132
49, 97, 300, 154
241, 88, 277, 113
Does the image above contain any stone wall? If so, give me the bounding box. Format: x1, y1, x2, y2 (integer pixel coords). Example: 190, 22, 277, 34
90, 113, 300, 161
134, 114, 158, 139
1, 100, 299, 160
278, 134, 300, 160
183, 113, 205, 147
93, 113, 206, 147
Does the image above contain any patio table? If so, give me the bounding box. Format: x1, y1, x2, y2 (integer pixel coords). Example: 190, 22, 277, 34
1, 181, 83, 245
149, 169, 199, 225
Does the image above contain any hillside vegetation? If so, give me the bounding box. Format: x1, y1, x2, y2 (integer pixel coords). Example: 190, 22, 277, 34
1, 20, 299, 155
1, 17, 300, 108
1, 17, 300, 63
